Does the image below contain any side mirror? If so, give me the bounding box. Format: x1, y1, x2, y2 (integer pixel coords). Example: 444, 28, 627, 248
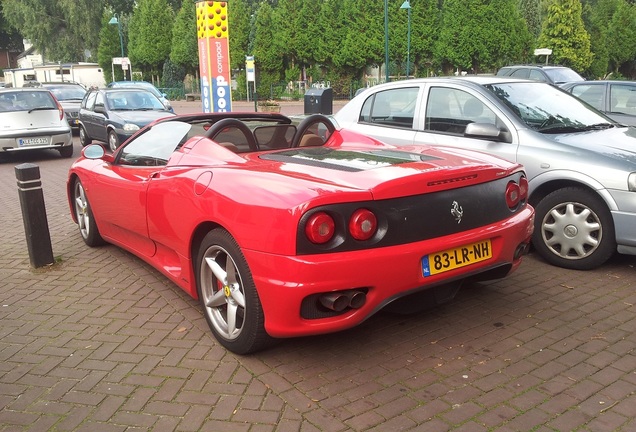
464, 122, 512, 143
82, 144, 114, 162
94, 104, 106, 114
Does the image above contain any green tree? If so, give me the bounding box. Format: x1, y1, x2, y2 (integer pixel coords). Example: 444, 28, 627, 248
97, 11, 127, 83
407, 0, 441, 77
605, 0, 636, 75
128, 0, 174, 80
537, 0, 593, 71
0, 5, 23, 54
228, 0, 252, 72
251, 2, 283, 98
582, 0, 616, 78
170, 0, 198, 75
333, 0, 383, 80
2, 0, 102, 62
519, 0, 542, 38
436, 0, 531, 74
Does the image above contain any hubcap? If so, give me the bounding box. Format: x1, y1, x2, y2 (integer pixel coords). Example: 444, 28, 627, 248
108, 133, 118, 152
541, 201, 601, 260
200, 246, 246, 341
74, 183, 89, 239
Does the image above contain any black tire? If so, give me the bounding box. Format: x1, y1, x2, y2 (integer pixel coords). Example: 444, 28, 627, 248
532, 187, 615, 270
73, 179, 105, 247
59, 144, 74, 158
291, 114, 336, 148
79, 126, 92, 146
196, 229, 272, 354
108, 130, 120, 152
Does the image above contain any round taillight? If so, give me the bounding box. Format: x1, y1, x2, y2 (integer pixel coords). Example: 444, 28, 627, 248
349, 208, 377, 241
305, 212, 335, 244
505, 181, 521, 209
519, 176, 528, 201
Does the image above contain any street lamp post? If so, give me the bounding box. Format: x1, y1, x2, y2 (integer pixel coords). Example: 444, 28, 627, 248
400, 1, 411, 78
109, 15, 126, 80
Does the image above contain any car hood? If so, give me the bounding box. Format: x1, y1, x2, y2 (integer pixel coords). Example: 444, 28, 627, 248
111, 110, 174, 126
549, 126, 636, 158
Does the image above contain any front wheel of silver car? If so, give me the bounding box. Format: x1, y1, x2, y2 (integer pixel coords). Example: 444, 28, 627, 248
73, 179, 105, 247
196, 229, 271, 354
532, 187, 615, 270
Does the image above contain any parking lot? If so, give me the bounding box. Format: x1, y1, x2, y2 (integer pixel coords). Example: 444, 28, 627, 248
0, 100, 634, 431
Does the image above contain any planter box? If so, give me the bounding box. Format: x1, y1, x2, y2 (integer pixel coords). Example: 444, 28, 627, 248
259, 105, 281, 113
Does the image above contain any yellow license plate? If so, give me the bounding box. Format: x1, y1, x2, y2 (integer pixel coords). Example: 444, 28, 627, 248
422, 240, 492, 276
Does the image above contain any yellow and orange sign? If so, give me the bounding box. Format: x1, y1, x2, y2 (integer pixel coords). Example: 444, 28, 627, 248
196, 1, 232, 112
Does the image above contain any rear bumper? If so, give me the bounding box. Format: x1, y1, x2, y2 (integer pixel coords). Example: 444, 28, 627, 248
245, 206, 534, 338
0, 130, 73, 152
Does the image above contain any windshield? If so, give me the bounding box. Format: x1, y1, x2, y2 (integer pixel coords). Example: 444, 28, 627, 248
112, 81, 161, 97
484, 82, 614, 133
46, 86, 87, 101
544, 68, 584, 83
106, 90, 166, 110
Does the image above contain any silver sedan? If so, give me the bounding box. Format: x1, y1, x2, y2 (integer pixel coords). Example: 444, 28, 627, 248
334, 76, 636, 270
0, 87, 74, 158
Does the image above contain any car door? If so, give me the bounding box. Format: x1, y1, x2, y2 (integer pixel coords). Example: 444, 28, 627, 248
91, 92, 109, 142
566, 82, 607, 112
413, 85, 519, 165
340, 85, 423, 146
86, 123, 181, 258
81, 91, 98, 138
607, 82, 636, 126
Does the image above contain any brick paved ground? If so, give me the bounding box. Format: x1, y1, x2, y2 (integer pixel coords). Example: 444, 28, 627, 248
0, 101, 634, 431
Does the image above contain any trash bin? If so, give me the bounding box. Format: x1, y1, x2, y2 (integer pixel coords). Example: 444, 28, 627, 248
304, 88, 333, 115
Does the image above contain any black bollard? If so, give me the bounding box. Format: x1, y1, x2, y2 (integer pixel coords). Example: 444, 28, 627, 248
15, 163, 55, 268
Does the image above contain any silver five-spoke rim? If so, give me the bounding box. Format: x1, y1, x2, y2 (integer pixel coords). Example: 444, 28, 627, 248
200, 245, 246, 341
74, 182, 90, 240
541, 201, 601, 260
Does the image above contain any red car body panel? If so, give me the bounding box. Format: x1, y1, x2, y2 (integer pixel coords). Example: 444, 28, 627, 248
68, 114, 534, 341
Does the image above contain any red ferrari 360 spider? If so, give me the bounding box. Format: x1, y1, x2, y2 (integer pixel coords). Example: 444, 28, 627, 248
67, 112, 534, 354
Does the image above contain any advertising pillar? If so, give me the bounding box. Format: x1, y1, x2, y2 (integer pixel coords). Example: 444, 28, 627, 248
196, 1, 232, 112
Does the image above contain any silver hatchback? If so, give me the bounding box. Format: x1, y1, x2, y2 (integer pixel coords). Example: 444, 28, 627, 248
0, 88, 74, 158
334, 76, 636, 270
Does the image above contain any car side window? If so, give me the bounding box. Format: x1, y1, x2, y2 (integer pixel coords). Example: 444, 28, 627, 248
570, 84, 604, 110
118, 121, 192, 167
359, 87, 418, 128
510, 69, 529, 79
95, 92, 105, 109
528, 70, 548, 82
609, 84, 636, 115
83, 91, 97, 110
425, 87, 497, 135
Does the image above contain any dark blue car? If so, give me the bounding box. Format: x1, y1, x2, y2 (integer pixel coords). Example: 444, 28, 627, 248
78, 88, 175, 151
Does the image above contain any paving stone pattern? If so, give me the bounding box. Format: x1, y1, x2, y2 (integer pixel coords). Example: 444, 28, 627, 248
0, 102, 634, 431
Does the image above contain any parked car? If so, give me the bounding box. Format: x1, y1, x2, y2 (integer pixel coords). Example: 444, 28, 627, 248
561, 80, 636, 127
107, 80, 174, 112
496, 64, 584, 86
333, 76, 636, 270
40, 82, 87, 133
0, 87, 74, 158
67, 112, 534, 353
78, 87, 175, 151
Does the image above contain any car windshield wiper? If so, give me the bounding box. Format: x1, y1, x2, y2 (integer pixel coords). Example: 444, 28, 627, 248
581, 123, 615, 131
538, 125, 587, 134
28, 107, 55, 113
